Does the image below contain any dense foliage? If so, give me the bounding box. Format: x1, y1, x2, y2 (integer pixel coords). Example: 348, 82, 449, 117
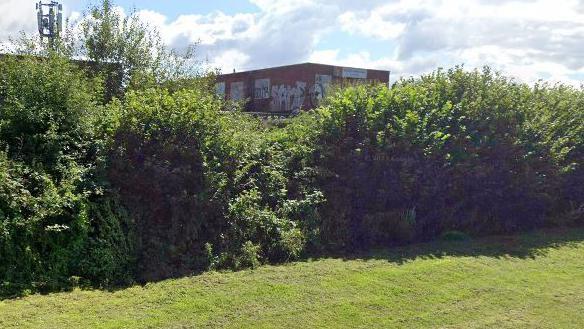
78, 0, 207, 101
0, 54, 120, 295
105, 88, 322, 280
1, 49, 582, 297
303, 68, 576, 249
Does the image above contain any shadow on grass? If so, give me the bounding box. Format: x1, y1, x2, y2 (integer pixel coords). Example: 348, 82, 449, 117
2, 226, 584, 301
329, 225, 584, 265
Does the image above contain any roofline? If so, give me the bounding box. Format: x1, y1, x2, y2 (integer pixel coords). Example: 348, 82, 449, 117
217, 62, 390, 77
304, 62, 390, 73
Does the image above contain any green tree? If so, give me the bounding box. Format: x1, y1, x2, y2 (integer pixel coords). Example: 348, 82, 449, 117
79, 0, 205, 99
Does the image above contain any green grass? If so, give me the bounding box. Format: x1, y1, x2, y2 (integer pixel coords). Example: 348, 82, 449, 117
2, 227, 584, 329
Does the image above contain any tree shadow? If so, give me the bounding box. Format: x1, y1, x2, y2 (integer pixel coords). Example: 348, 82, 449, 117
2, 226, 584, 301
328, 226, 584, 265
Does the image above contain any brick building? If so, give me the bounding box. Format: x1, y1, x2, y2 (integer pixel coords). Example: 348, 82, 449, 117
215, 63, 390, 114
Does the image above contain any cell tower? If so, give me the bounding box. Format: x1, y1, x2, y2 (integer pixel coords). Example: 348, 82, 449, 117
36, 1, 63, 49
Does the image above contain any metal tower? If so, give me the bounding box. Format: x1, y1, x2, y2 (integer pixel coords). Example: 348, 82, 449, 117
36, 1, 63, 49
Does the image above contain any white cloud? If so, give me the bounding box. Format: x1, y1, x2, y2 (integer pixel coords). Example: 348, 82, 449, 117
0, 0, 83, 51
330, 0, 584, 84
2, 0, 584, 85
309, 49, 437, 82
338, 11, 405, 40
131, 1, 338, 73
212, 49, 250, 73
0, 0, 38, 41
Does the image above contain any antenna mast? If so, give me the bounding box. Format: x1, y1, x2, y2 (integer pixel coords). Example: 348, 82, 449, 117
36, 1, 63, 49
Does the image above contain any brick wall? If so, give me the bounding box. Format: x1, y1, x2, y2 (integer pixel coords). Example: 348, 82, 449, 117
216, 63, 390, 113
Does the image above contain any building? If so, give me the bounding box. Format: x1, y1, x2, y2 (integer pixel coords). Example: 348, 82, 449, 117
215, 63, 390, 114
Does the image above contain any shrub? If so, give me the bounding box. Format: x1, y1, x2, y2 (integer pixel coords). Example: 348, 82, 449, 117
525, 83, 584, 214
106, 88, 227, 281
76, 195, 136, 287
300, 67, 567, 250
0, 54, 132, 296
105, 87, 321, 280
2, 58, 582, 293
0, 151, 88, 296
0, 55, 97, 295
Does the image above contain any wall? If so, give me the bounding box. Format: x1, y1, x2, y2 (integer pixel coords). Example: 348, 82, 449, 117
216, 63, 390, 113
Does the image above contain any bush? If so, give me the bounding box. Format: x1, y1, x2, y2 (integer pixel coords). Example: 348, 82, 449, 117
0, 55, 94, 295
106, 88, 226, 281
525, 83, 584, 214
298, 67, 572, 250
0, 54, 132, 296
105, 88, 321, 281
440, 231, 471, 242
0, 151, 88, 296
76, 195, 136, 287
2, 58, 582, 294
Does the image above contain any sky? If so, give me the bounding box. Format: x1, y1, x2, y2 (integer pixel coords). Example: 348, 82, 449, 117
1, 0, 584, 85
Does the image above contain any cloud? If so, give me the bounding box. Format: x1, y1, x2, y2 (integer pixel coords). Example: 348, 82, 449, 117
2, 0, 583, 85
142, 0, 584, 84
134, 0, 338, 73
338, 11, 405, 40
333, 0, 584, 84
393, 1, 584, 64
308, 49, 437, 81
0, 0, 83, 52
0, 0, 38, 41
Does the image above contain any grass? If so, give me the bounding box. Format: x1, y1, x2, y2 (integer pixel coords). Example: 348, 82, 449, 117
1, 227, 584, 329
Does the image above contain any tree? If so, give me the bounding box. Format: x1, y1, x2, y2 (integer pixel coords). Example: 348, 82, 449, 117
79, 0, 205, 99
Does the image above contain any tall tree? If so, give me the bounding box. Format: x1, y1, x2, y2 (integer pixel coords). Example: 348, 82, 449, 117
80, 0, 164, 98
79, 0, 207, 99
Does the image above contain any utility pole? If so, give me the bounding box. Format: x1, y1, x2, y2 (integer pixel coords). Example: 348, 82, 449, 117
36, 1, 63, 50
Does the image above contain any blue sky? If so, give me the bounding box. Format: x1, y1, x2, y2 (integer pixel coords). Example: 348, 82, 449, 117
2, 0, 584, 85
66, 1, 259, 18
99, 0, 395, 61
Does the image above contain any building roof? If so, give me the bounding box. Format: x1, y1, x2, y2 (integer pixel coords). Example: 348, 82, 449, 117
217, 62, 389, 78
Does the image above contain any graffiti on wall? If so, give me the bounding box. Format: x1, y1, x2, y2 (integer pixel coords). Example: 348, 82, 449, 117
215, 82, 225, 97
270, 81, 307, 113
310, 74, 332, 106
230, 81, 244, 100
254, 78, 270, 99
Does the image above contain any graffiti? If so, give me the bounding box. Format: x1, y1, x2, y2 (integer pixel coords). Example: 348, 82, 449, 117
270, 81, 307, 113
215, 82, 225, 97
310, 74, 332, 107
230, 81, 244, 100
254, 78, 270, 99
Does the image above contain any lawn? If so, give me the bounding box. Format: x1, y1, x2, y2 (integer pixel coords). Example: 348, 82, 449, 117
1, 227, 584, 329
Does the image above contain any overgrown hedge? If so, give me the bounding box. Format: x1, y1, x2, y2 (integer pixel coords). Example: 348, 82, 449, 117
1, 55, 582, 297
304, 68, 576, 249
0, 55, 104, 295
